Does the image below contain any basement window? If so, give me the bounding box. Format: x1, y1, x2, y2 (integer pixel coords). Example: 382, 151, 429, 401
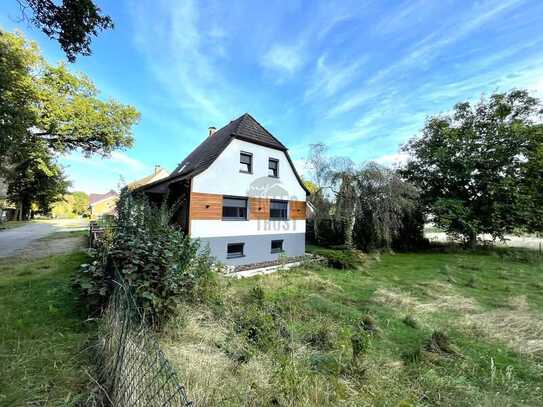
268, 158, 279, 177
222, 197, 248, 220
271, 239, 284, 253
227, 243, 244, 258
270, 200, 288, 220
240, 152, 253, 173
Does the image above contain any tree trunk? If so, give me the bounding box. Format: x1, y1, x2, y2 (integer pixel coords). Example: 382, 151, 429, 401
16, 201, 22, 221
344, 201, 357, 249
314, 217, 320, 244
466, 230, 478, 248
21, 198, 31, 221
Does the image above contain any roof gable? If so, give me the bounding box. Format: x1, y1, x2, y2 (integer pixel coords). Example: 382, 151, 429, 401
171, 113, 286, 179
89, 190, 118, 205
136, 113, 308, 195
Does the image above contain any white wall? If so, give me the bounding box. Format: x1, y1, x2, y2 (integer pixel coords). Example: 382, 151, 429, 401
191, 219, 305, 238
192, 139, 306, 201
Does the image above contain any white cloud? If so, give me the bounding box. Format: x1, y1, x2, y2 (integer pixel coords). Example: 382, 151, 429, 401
373, 152, 409, 167
261, 44, 305, 75
110, 151, 148, 171
305, 54, 366, 100
130, 0, 237, 123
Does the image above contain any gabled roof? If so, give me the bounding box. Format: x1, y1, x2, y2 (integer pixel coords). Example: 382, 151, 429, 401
136, 113, 308, 195
89, 190, 118, 205
127, 166, 170, 190
171, 113, 286, 179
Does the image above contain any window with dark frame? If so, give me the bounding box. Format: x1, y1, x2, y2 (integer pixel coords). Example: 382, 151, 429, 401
240, 152, 252, 173
268, 158, 279, 177
270, 200, 288, 220
222, 197, 248, 220
227, 243, 244, 258
271, 239, 283, 253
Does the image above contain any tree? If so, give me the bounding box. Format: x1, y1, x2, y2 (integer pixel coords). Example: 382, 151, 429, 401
331, 157, 357, 248
0, 30, 139, 219
16, 0, 113, 62
7, 150, 70, 218
306, 143, 333, 244
402, 90, 543, 246
71, 191, 89, 216
354, 162, 421, 250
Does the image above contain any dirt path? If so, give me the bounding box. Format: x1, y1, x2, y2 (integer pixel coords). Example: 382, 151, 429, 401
0, 219, 88, 258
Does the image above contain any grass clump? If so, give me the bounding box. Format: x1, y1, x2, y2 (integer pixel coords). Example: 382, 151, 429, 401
425, 330, 460, 356
403, 315, 419, 329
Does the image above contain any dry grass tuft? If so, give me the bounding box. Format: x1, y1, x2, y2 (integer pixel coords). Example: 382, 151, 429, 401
373, 284, 479, 316
465, 296, 543, 357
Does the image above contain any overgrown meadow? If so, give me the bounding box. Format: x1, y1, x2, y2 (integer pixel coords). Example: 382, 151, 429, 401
160, 246, 543, 406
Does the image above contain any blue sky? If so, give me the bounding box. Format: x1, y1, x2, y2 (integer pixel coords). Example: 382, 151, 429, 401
2, 0, 543, 193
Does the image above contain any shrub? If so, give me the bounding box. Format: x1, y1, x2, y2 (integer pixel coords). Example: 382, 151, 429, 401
74, 190, 216, 328
309, 247, 367, 270
232, 304, 279, 352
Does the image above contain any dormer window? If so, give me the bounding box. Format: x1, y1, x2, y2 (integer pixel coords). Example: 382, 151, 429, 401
268, 158, 279, 178
240, 152, 252, 173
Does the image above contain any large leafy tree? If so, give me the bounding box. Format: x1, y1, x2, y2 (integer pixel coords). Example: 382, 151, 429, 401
0, 30, 139, 219
402, 90, 543, 246
15, 0, 113, 62
7, 149, 70, 218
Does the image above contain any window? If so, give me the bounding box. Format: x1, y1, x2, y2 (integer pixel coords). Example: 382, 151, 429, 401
227, 243, 244, 258
240, 152, 252, 173
271, 239, 284, 253
222, 197, 247, 220
268, 158, 279, 177
270, 200, 288, 220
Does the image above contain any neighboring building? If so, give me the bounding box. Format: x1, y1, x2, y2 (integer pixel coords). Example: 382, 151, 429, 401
136, 113, 309, 266
88, 167, 170, 219
89, 190, 118, 219
127, 165, 170, 191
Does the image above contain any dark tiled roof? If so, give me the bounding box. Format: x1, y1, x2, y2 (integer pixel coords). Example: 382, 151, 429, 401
89, 190, 118, 205
171, 113, 286, 178
136, 113, 308, 194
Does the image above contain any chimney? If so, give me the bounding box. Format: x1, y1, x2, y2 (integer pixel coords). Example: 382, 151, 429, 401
208, 126, 216, 137
154, 165, 160, 175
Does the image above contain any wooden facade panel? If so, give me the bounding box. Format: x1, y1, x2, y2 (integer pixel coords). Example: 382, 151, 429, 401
248, 197, 270, 220
289, 200, 306, 220
189, 193, 305, 221
189, 192, 223, 220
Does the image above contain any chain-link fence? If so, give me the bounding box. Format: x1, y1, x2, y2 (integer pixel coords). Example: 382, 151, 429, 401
98, 282, 193, 406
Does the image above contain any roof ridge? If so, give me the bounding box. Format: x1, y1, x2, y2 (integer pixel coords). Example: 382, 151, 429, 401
233, 113, 287, 150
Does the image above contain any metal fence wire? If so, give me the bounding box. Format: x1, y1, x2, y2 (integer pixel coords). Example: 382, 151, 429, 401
98, 282, 193, 407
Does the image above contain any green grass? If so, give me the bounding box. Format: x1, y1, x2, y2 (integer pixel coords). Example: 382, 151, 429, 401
0, 252, 93, 405
162, 246, 543, 406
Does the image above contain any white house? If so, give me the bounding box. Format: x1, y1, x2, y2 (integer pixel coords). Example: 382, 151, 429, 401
137, 113, 308, 266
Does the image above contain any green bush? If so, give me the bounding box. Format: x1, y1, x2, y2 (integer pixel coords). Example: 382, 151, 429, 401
233, 304, 279, 352
74, 190, 216, 328
308, 247, 367, 270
